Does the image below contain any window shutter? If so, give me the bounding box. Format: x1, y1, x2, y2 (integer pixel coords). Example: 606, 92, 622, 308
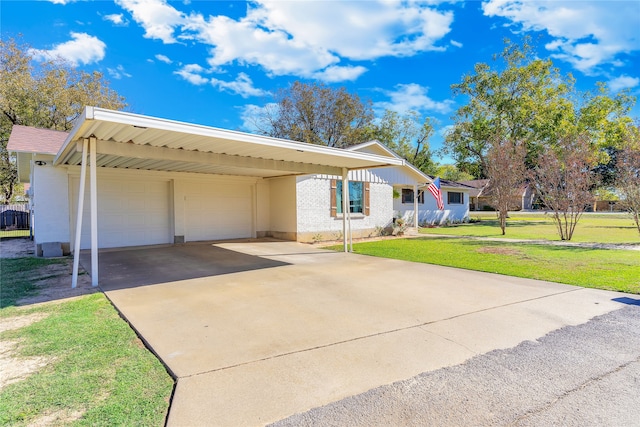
364, 182, 370, 216
330, 179, 337, 217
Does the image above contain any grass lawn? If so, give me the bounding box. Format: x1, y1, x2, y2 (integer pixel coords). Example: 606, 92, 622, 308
0, 257, 65, 308
332, 237, 640, 294
420, 212, 640, 244
0, 230, 30, 238
0, 258, 174, 426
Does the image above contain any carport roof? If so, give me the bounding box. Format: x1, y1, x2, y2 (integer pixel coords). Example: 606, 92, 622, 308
54, 107, 404, 177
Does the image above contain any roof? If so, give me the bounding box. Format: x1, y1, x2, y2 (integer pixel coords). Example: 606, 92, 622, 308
347, 140, 431, 184
7, 125, 68, 155
459, 179, 489, 197
53, 107, 404, 178
429, 176, 475, 191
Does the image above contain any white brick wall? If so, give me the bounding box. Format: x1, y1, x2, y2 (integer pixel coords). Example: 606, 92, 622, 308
296, 175, 393, 241
394, 187, 470, 225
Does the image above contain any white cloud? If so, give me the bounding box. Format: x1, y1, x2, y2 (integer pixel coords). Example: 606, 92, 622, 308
155, 54, 172, 64
48, 0, 75, 4
312, 65, 368, 83
103, 13, 128, 26
210, 73, 267, 98
450, 40, 463, 48
174, 63, 209, 85
375, 83, 454, 115
115, 0, 184, 43
482, 0, 640, 74
29, 32, 106, 66
107, 65, 132, 79
608, 75, 640, 92
115, 0, 456, 82
239, 103, 278, 133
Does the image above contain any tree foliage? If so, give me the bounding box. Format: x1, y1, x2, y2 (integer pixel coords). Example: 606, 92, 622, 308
615, 128, 640, 235
530, 135, 597, 241
363, 110, 436, 174
254, 81, 373, 148
0, 37, 126, 202
444, 38, 636, 179
485, 138, 527, 235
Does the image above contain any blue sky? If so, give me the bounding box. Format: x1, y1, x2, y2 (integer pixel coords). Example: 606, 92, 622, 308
3, 0, 639, 162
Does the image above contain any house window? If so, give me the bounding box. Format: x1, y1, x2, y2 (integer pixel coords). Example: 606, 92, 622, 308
330, 180, 370, 216
447, 191, 464, 205
401, 188, 424, 204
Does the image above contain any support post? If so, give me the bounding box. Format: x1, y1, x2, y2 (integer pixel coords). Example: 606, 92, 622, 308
71, 139, 88, 288
414, 184, 419, 228
347, 176, 353, 252
89, 136, 99, 287
342, 168, 348, 253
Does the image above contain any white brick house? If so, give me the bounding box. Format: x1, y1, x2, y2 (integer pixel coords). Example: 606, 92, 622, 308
8, 108, 469, 261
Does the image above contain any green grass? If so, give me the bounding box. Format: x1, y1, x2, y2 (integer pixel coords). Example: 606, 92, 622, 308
0, 294, 174, 426
0, 257, 65, 308
331, 237, 640, 294
421, 212, 640, 244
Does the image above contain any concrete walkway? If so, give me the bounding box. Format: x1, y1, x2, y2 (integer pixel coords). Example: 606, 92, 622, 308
93, 240, 634, 426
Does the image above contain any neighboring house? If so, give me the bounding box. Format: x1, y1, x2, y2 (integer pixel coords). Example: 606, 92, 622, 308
8, 108, 468, 267
461, 179, 535, 211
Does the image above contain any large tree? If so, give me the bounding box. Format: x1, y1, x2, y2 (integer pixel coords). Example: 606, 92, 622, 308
363, 110, 436, 174
485, 138, 527, 235
444, 38, 635, 178
253, 81, 373, 148
530, 135, 597, 241
615, 127, 640, 236
0, 37, 126, 202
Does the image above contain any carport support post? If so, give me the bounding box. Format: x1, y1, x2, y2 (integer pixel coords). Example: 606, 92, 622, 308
71, 139, 88, 288
342, 168, 348, 253
89, 136, 98, 287
414, 184, 419, 228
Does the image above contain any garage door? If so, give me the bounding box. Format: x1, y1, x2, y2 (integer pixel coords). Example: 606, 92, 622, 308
184, 181, 253, 242
73, 178, 171, 249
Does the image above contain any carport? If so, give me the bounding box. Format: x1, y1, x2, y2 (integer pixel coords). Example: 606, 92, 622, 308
53, 107, 403, 287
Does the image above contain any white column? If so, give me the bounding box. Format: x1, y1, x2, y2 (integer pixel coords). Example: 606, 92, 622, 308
89, 136, 99, 287
414, 184, 419, 228
71, 139, 88, 288
342, 168, 348, 253
346, 175, 353, 252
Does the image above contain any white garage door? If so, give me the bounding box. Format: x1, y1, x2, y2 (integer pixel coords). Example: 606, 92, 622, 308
184, 181, 253, 242
73, 178, 171, 249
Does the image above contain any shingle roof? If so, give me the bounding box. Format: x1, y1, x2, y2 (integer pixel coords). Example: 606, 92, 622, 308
7, 125, 69, 155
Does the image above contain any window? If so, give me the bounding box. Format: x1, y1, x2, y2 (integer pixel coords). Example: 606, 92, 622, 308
330, 180, 370, 216
447, 191, 464, 205
401, 188, 424, 204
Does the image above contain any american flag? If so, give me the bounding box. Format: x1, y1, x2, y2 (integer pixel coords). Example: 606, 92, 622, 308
427, 177, 444, 210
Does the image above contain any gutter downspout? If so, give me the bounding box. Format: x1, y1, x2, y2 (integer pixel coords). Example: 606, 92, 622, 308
71, 139, 88, 288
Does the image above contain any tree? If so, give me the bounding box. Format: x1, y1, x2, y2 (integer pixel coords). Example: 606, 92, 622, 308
0, 37, 126, 202
530, 135, 597, 241
485, 138, 527, 235
615, 128, 640, 235
433, 164, 474, 182
253, 81, 373, 148
444, 38, 635, 178
364, 110, 436, 174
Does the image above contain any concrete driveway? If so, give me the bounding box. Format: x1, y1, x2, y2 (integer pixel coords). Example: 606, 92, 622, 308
86, 239, 632, 426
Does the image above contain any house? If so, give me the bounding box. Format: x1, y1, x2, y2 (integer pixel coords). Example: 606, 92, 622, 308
8, 107, 469, 282
461, 179, 535, 211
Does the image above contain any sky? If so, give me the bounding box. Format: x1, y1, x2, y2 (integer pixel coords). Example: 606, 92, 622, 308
2, 0, 639, 162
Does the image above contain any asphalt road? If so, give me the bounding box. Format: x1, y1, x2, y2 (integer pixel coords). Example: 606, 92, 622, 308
271, 302, 640, 427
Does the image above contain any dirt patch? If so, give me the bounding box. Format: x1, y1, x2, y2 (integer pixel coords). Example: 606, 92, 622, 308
16, 261, 97, 306
0, 313, 53, 391
0, 238, 35, 258
27, 409, 84, 427
476, 246, 525, 256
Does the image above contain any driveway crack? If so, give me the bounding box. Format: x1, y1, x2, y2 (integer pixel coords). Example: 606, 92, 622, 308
182, 288, 582, 379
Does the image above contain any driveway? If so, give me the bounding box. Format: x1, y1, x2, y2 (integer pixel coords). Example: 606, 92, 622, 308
85, 239, 633, 426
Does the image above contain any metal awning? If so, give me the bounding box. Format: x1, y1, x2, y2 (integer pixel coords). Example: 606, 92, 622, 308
55, 107, 404, 177
66, 107, 403, 288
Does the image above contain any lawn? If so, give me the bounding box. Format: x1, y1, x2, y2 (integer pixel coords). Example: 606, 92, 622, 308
332, 237, 640, 294
420, 212, 640, 244
0, 258, 174, 426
